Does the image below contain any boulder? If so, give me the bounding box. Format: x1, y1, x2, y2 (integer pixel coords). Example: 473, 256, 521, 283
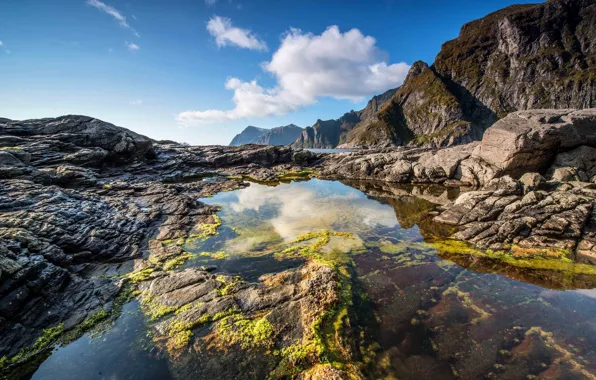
519, 172, 544, 190
551, 167, 581, 182
473, 109, 596, 176
292, 149, 316, 165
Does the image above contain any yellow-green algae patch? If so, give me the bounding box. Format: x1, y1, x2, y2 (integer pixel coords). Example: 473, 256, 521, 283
1, 324, 64, 367
198, 251, 229, 260
190, 214, 223, 239
216, 314, 275, 350
138, 293, 180, 321
429, 239, 596, 276
162, 252, 193, 271
277, 230, 357, 268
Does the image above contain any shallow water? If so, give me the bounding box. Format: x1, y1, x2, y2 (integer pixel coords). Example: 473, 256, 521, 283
306, 148, 356, 153
32, 179, 596, 379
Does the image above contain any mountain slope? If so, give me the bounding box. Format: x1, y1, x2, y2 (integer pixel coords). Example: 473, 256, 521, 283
342, 61, 483, 148
251, 124, 303, 145
343, 0, 596, 148
433, 0, 596, 116
291, 88, 397, 149
229, 124, 303, 146
229, 126, 268, 146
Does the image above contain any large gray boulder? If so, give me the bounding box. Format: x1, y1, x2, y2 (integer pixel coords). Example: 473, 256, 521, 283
473, 109, 596, 176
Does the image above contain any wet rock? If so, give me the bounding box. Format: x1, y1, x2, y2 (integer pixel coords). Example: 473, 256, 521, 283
551, 167, 581, 182
146, 262, 342, 380
0, 116, 313, 362
0, 115, 155, 161
519, 172, 544, 190
436, 187, 594, 251
292, 149, 316, 165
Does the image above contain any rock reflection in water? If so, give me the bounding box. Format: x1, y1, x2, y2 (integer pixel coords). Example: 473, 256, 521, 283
31, 178, 596, 380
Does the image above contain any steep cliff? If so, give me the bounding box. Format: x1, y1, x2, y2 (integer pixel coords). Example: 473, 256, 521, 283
343, 0, 596, 148
291, 88, 397, 149
342, 61, 484, 148
229, 124, 303, 146
434, 0, 596, 116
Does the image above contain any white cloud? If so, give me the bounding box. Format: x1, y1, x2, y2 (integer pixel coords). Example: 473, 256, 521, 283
177, 25, 410, 125
131, 100, 143, 105
0, 41, 3, 46
86, 0, 140, 37
125, 41, 140, 51
205, 0, 218, 6
207, 16, 267, 51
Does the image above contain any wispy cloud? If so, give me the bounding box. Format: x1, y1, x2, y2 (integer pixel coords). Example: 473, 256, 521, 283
125, 41, 140, 51
205, 0, 218, 6
131, 100, 143, 105
207, 16, 267, 51
86, 0, 140, 37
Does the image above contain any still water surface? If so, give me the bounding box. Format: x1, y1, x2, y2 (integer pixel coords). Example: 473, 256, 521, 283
32, 179, 596, 379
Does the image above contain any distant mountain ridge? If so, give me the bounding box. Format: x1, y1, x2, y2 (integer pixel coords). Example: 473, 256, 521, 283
229, 124, 303, 146
291, 87, 398, 149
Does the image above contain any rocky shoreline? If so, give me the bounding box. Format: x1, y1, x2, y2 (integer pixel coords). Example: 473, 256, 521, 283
320, 109, 596, 263
2, 110, 596, 378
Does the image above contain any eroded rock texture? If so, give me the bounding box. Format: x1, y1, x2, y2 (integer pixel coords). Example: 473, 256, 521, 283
0, 115, 314, 364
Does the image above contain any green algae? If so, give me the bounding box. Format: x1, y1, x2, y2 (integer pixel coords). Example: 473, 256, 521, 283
216, 314, 275, 350
199, 251, 229, 259
277, 230, 357, 268
4, 324, 64, 367
216, 275, 242, 296
165, 307, 240, 352
162, 252, 193, 271
127, 267, 155, 284
430, 239, 596, 276
139, 293, 179, 320
191, 214, 222, 239
2, 285, 135, 371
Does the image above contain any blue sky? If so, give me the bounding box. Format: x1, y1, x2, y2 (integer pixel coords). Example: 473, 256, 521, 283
0, 0, 537, 145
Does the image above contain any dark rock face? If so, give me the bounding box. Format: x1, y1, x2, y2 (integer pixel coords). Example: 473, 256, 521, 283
343, 0, 596, 149
291, 88, 397, 149
0, 115, 154, 163
229, 124, 303, 146
434, 0, 596, 116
